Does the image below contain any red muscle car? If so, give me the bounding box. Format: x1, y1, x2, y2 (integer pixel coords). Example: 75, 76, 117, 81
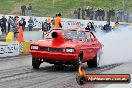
29, 28, 102, 69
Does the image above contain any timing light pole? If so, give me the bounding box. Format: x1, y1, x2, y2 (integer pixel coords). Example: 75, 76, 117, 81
122, 0, 125, 10
84, 0, 86, 7
53, 0, 55, 8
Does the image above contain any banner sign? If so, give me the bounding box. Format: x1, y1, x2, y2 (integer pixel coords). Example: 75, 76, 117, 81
0, 42, 20, 57
0, 14, 115, 29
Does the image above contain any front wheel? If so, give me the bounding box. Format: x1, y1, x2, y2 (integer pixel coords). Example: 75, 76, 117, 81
32, 57, 41, 69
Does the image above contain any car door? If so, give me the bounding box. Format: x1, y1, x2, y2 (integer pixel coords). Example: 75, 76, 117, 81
85, 32, 99, 60
89, 32, 101, 57
83, 32, 94, 60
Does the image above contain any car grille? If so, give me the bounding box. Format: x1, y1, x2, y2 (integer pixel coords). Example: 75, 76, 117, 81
39, 47, 64, 52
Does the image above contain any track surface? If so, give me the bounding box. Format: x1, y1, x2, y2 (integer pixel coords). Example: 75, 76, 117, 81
0, 55, 130, 88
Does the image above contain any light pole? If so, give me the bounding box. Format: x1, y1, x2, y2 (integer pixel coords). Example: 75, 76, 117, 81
53, 0, 54, 8
84, 0, 86, 7
122, 0, 125, 10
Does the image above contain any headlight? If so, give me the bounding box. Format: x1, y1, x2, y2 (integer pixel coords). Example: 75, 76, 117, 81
66, 48, 75, 53
30, 45, 39, 50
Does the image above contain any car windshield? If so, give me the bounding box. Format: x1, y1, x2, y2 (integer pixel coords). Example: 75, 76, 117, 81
61, 30, 85, 41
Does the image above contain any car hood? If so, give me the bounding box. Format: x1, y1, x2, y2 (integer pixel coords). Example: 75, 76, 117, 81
33, 39, 83, 48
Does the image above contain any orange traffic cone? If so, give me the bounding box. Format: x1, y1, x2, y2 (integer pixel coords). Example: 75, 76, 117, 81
17, 26, 24, 42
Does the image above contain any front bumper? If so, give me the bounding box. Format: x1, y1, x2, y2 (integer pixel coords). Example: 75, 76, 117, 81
30, 50, 78, 61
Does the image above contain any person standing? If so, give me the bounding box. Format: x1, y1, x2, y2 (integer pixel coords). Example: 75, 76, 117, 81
77, 8, 81, 19
9, 17, 14, 32
42, 19, 48, 38
73, 9, 77, 19
102, 21, 112, 32
1, 16, 7, 33
28, 17, 34, 31
51, 17, 55, 28
89, 8, 94, 20
85, 22, 96, 32
95, 8, 99, 21
107, 9, 111, 21
28, 3, 32, 16
85, 6, 90, 20
82, 7, 85, 20
0, 18, 3, 33
54, 13, 62, 29
102, 9, 105, 21
7, 16, 12, 32
13, 16, 19, 39
47, 18, 51, 30
21, 4, 26, 16
22, 18, 26, 31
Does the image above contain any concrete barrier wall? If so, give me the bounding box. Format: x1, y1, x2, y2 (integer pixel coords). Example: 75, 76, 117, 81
24, 31, 43, 41
19, 41, 31, 55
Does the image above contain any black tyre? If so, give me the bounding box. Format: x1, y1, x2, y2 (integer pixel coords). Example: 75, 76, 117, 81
87, 55, 97, 68
32, 57, 41, 69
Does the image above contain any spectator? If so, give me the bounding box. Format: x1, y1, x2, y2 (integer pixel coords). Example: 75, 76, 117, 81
77, 8, 81, 19
42, 19, 48, 38
111, 9, 115, 22
28, 17, 34, 31
120, 10, 125, 21
28, 3, 32, 16
85, 6, 90, 19
85, 22, 96, 32
22, 18, 26, 31
9, 17, 14, 32
124, 12, 129, 22
21, 4, 26, 16
107, 9, 111, 21
51, 17, 55, 28
102, 21, 112, 32
13, 16, 19, 39
102, 9, 105, 21
89, 7, 94, 20
7, 16, 12, 32
95, 8, 99, 21
98, 8, 102, 21
15, 16, 19, 30
0, 18, 3, 33
1, 16, 7, 33
73, 9, 77, 19
82, 7, 85, 20
54, 13, 62, 29
47, 18, 51, 30
58, 13, 62, 28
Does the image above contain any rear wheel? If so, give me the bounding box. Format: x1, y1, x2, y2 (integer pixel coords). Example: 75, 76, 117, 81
87, 55, 97, 68
32, 57, 41, 69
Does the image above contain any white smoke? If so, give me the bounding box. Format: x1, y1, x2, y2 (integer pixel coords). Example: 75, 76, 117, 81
96, 26, 132, 66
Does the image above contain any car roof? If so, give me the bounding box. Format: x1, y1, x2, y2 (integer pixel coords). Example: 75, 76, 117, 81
52, 28, 89, 32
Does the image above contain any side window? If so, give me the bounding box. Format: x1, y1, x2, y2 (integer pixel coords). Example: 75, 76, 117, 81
85, 32, 90, 42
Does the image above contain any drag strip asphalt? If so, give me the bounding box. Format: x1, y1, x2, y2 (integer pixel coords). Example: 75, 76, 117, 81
0, 55, 131, 88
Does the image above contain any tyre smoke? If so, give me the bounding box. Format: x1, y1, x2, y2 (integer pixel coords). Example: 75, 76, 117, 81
96, 26, 132, 66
